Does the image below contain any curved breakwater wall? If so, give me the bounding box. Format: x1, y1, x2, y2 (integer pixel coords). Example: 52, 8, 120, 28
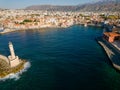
0, 55, 9, 64
98, 40, 120, 70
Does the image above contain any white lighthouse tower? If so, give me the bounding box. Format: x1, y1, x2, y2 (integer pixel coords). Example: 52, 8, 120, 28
8, 42, 20, 67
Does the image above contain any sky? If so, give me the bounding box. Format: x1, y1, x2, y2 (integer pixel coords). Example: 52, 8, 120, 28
0, 0, 95, 9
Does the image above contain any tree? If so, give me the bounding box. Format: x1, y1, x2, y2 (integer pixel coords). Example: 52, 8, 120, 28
23, 19, 32, 22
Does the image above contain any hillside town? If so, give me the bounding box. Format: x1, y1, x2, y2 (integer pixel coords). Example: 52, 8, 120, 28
0, 9, 120, 33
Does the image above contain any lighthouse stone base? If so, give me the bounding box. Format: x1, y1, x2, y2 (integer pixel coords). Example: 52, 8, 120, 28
8, 56, 20, 67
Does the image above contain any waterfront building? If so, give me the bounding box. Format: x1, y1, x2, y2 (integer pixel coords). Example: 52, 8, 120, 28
103, 32, 120, 43
0, 9, 119, 32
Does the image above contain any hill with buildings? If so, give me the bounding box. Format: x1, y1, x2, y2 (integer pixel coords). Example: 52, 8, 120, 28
25, 0, 120, 12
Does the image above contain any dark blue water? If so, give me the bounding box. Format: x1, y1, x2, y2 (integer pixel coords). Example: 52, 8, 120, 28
0, 25, 120, 90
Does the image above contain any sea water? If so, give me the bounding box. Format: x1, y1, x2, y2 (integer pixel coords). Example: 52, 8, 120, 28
0, 25, 120, 90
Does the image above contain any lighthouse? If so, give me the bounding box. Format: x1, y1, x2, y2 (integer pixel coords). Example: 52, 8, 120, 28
9, 42, 16, 59
8, 42, 20, 67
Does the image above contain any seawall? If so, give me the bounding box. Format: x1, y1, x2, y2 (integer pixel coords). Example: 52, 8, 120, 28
97, 38, 120, 70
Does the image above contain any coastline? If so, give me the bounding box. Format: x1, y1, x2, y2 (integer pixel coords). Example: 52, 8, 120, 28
0, 26, 68, 34
0, 23, 102, 34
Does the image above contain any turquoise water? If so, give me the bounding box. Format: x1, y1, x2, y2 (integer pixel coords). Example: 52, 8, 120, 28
0, 25, 120, 90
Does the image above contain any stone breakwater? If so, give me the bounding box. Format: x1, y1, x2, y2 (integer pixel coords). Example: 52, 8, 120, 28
0, 60, 31, 81
0, 41, 30, 80
97, 38, 120, 71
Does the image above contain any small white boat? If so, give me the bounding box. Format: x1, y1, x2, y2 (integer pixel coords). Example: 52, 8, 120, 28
0, 27, 4, 32
0, 27, 4, 30
84, 23, 87, 27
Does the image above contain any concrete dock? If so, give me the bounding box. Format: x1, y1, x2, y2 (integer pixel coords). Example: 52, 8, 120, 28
97, 37, 120, 71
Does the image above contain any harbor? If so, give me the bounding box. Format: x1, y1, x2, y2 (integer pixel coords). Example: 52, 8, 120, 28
0, 0, 120, 90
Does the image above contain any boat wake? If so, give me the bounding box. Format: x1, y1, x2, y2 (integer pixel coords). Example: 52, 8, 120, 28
0, 61, 31, 81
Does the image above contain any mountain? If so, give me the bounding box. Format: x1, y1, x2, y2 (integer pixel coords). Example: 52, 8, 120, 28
76, 0, 120, 12
25, 0, 120, 12
25, 5, 77, 11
